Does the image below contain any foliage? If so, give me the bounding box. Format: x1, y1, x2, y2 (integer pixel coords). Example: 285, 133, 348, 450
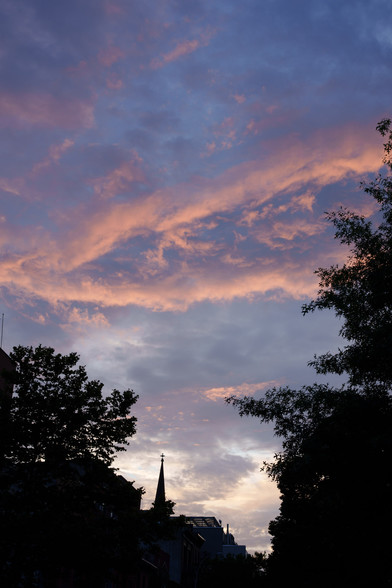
303, 118, 392, 388
227, 120, 392, 587
228, 383, 343, 480
0, 344, 181, 586
267, 391, 391, 586
5, 344, 138, 465
0, 344, 149, 585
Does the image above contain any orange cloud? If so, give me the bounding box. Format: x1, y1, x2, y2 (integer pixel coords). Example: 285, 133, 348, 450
251, 218, 325, 250
291, 192, 315, 211
60, 307, 110, 333
0, 124, 383, 313
203, 381, 280, 402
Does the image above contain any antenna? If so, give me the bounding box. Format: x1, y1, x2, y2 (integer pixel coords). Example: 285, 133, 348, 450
0, 313, 3, 349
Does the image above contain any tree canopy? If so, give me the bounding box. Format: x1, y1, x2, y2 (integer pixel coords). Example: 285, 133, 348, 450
0, 345, 154, 585
3, 344, 138, 465
227, 120, 392, 587
304, 118, 392, 389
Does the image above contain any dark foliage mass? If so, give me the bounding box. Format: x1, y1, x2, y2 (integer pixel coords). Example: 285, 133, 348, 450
0, 345, 175, 586
228, 120, 392, 587
3, 344, 138, 465
304, 118, 392, 390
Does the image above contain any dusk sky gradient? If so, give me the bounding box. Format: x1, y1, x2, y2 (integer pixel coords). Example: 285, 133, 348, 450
1, 0, 392, 553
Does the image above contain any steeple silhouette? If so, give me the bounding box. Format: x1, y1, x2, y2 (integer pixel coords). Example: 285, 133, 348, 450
154, 453, 166, 509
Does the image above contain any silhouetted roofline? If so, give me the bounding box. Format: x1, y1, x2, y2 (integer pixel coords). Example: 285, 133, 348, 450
186, 516, 222, 528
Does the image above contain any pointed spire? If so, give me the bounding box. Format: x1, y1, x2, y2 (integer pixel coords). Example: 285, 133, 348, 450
154, 453, 166, 509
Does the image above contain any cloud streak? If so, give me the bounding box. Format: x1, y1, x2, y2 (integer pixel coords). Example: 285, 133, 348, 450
151, 29, 216, 69
0, 124, 382, 313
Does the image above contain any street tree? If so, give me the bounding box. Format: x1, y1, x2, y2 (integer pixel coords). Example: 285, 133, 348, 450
304, 118, 392, 389
227, 120, 392, 587
4, 344, 138, 465
0, 344, 146, 585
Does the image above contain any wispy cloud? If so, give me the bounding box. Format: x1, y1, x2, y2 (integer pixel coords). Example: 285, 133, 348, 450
151, 29, 216, 69
203, 381, 280, 402
32, 139, 75, 174
98, 45, 125, 67
0, 124, 382, 313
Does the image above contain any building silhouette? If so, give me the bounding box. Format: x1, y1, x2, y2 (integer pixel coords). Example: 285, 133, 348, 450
151, 455, 247, 586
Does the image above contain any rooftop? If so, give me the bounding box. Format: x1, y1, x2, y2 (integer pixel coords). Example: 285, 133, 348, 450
186, 516, 222, 528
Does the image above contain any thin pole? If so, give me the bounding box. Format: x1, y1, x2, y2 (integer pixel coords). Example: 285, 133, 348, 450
0, 313, 4, 349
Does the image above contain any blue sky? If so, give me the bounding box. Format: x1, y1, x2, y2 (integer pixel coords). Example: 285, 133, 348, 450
1, 0, 392, 552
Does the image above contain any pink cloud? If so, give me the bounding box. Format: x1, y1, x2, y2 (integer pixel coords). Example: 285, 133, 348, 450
98, 45, 125, 67
88, 159, 145, 199
201, 141, 217, 158
202, 118, 240, 156
252, 218, 325, 249
233, 94, 246, 104
32, 138, 74, 174
104, 2, 125, 15
212, 117, 235, 137
0, 123, 383, 313
266, 104, 278, 114
203, 381, 280, 402
239, 192, 316, 231
66, 60, 88, 77
106, 74, 124, 90
291, 192, 315, 212
0, 92, 95, 129
151, 29, 215, 69
60, 307, 110, 331
0, 177, 24, 196
203, 116, 242, 154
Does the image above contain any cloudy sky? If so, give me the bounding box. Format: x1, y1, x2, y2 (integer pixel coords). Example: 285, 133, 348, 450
1, 0, 392, 552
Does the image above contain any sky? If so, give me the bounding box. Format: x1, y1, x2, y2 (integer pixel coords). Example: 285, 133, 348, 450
1, 0, 392, 553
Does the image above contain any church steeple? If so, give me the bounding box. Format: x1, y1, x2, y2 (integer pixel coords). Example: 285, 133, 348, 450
154, 453, 166, 509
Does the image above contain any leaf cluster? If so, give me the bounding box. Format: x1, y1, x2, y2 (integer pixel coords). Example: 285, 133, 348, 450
303, 119, 392, 387
4, 344, 138, 465
227, 384, 344, 480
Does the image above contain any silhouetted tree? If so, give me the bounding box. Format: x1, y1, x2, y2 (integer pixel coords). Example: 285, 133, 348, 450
304, 118, 392, 389
227, 121, 392, 587
5, 344, 138, 465
0, 344, 144, 586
